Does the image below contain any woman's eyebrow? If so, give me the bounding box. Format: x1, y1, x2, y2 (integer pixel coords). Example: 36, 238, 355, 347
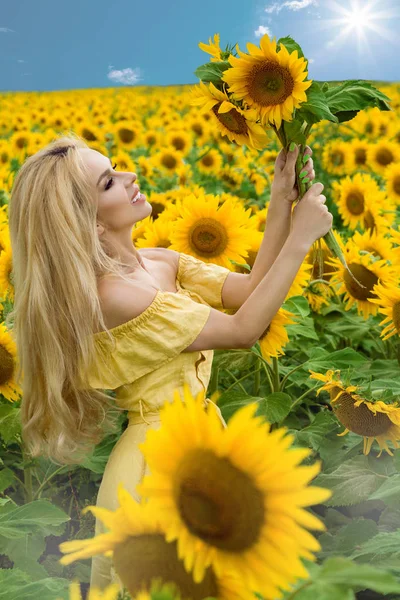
96, 159, 113, 187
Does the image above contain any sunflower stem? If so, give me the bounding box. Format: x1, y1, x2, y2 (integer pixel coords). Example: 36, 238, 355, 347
261, 361, 275, 394
280, 362, 307, 392
224, 369, 253, 394
272, 356, 280, 392
288, 383, 320, 415
253, 364, 261, 395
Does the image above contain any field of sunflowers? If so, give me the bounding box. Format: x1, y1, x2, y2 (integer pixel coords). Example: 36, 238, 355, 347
0, 78, 400, 600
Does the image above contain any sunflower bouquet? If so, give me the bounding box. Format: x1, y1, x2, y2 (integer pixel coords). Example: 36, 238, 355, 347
190, 32, 393, 287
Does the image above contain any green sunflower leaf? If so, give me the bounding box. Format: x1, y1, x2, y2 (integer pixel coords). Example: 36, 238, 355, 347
369, 474, 400, 510
258, 392, 292, 423
313, 455, 386, 507
193, 61, 231, 84
350, 530, 400, 560
276, 35, 305, 59
318, 557, 400, 594
324, 80, 393, 116
295, 81, 339, 125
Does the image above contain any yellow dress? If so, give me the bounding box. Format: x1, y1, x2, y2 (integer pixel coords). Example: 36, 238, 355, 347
86, 252, 231, 592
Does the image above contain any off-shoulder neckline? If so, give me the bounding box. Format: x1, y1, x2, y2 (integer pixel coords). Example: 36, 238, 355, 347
94, 253, 187, 339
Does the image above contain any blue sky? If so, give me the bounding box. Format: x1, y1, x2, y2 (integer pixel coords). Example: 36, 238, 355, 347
1, 0, 400, 92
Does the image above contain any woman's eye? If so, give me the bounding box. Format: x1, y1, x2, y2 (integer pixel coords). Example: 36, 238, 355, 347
105, 163, 118, 190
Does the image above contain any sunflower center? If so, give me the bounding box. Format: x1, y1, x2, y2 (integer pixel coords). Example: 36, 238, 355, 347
310, 249, 334, 280
248, 61, 294, 106
189, 218, 228, 258
202, 154, 214, 167
344, 263, 379, 301
393, 176, 400, 195
330, 387, 392, 437
330, 151, 344, 166
118, 128, 136, 144
364, 245, 381, 258
174, 448, 265, 552
212, 104, 248, 134
346, 191, 364, 215
365, 121, 374, 134
191, 123, 204, 136
161, 153, 178, 170
81, 128, 97, 142
113, 534, 219, 599
171, 136, 186, 151
393, 301, 400, 334
376, 148, 394, 166
355, 148, 367, 165
0, 345, 14, 385
150, 202, 165, 220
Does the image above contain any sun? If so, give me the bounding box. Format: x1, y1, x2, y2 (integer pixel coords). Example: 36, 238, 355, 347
319, 0, 399, 52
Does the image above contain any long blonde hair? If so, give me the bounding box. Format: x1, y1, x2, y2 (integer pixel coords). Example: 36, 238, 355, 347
6, 132, 139, 466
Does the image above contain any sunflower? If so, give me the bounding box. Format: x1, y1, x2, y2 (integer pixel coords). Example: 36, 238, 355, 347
221, 34, 312, 130
331, 173, 383, 230
0, 237, 14, 303
0, 321, 22, 402
366, 138, 400, 176
111, 120, 143, 149
164, 128, 192, 155
168, 192, 254, 269
196, 147, 223, 176
321, 140, 353, 176
198, 33, 223, 62
351, 229, 394, 262
383, 162, 400, 206
304, 238, 336, 312
135, 384, 331, 600
368, 279, 400, 341
347, 138, 370, 171
190, 81, 269, 150
327, 240, 396, 319
59, 463, 253, 599
309, 369, 400, 457
151, 146, 185, 175
258, 307, 296, 362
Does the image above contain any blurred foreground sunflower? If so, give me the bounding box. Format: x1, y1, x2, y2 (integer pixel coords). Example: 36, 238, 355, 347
135, 384, 331, 600
310, 369, 400, 457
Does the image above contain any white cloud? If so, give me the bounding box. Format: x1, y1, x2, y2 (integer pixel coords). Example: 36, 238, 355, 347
325, 39, 335, 48
255, 25, 272, 38
17, 59, 25, 63
107, 66, 143, 86
0, 27, 15, 33
265, 0, 318, 14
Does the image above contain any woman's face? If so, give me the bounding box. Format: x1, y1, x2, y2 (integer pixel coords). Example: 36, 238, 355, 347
80, 148, 152, 234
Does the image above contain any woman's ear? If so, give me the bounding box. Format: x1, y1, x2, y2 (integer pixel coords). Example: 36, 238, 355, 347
97, 223, 105, 236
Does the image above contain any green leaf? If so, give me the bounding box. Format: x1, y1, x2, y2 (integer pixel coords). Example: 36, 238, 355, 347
294, 411, 341, 453
295, 81, 339, 125
369, 474, 400, 509
0, 404, 21, 444
282, 119, 307, 146
318, 518, 379, 559
324, 80, 392, 115
194, 61, 231, 84
214, 389, 262, 422
257, 392, 292, 423
334, 110, 360, 123
313, 455, 385, 507
351, 530, 400, 560
277, 35, 305, 59
0, 499, 69, 539
213, 348, 256, 371
286, 317, 320, 341
282, 295, 310, 318
307, 348, 367, 371
319, 556, 400, 594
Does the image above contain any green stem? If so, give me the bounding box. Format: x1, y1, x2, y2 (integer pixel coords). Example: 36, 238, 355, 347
286, 580, 313, 600
261, 361, 274, 394
288, 383, 320, 413
21, 446, 33, 504
272, 356, 280, 392
280, 362, 307, 392
253, 364, 261, 395
32, 465, 68, 500
224, 369, 253, 394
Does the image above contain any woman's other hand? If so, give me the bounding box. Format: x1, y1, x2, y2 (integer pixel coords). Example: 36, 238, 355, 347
270, 144, 315, 208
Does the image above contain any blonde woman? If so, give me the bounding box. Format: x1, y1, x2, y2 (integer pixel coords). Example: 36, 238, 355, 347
7, 133, 328, 591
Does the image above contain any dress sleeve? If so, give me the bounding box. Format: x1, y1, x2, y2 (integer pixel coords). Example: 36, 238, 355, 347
84, 290, 211, 390
177, 252, 231, 310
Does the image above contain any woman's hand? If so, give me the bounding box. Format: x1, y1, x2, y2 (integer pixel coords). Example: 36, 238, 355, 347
270, 144, 315, 208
